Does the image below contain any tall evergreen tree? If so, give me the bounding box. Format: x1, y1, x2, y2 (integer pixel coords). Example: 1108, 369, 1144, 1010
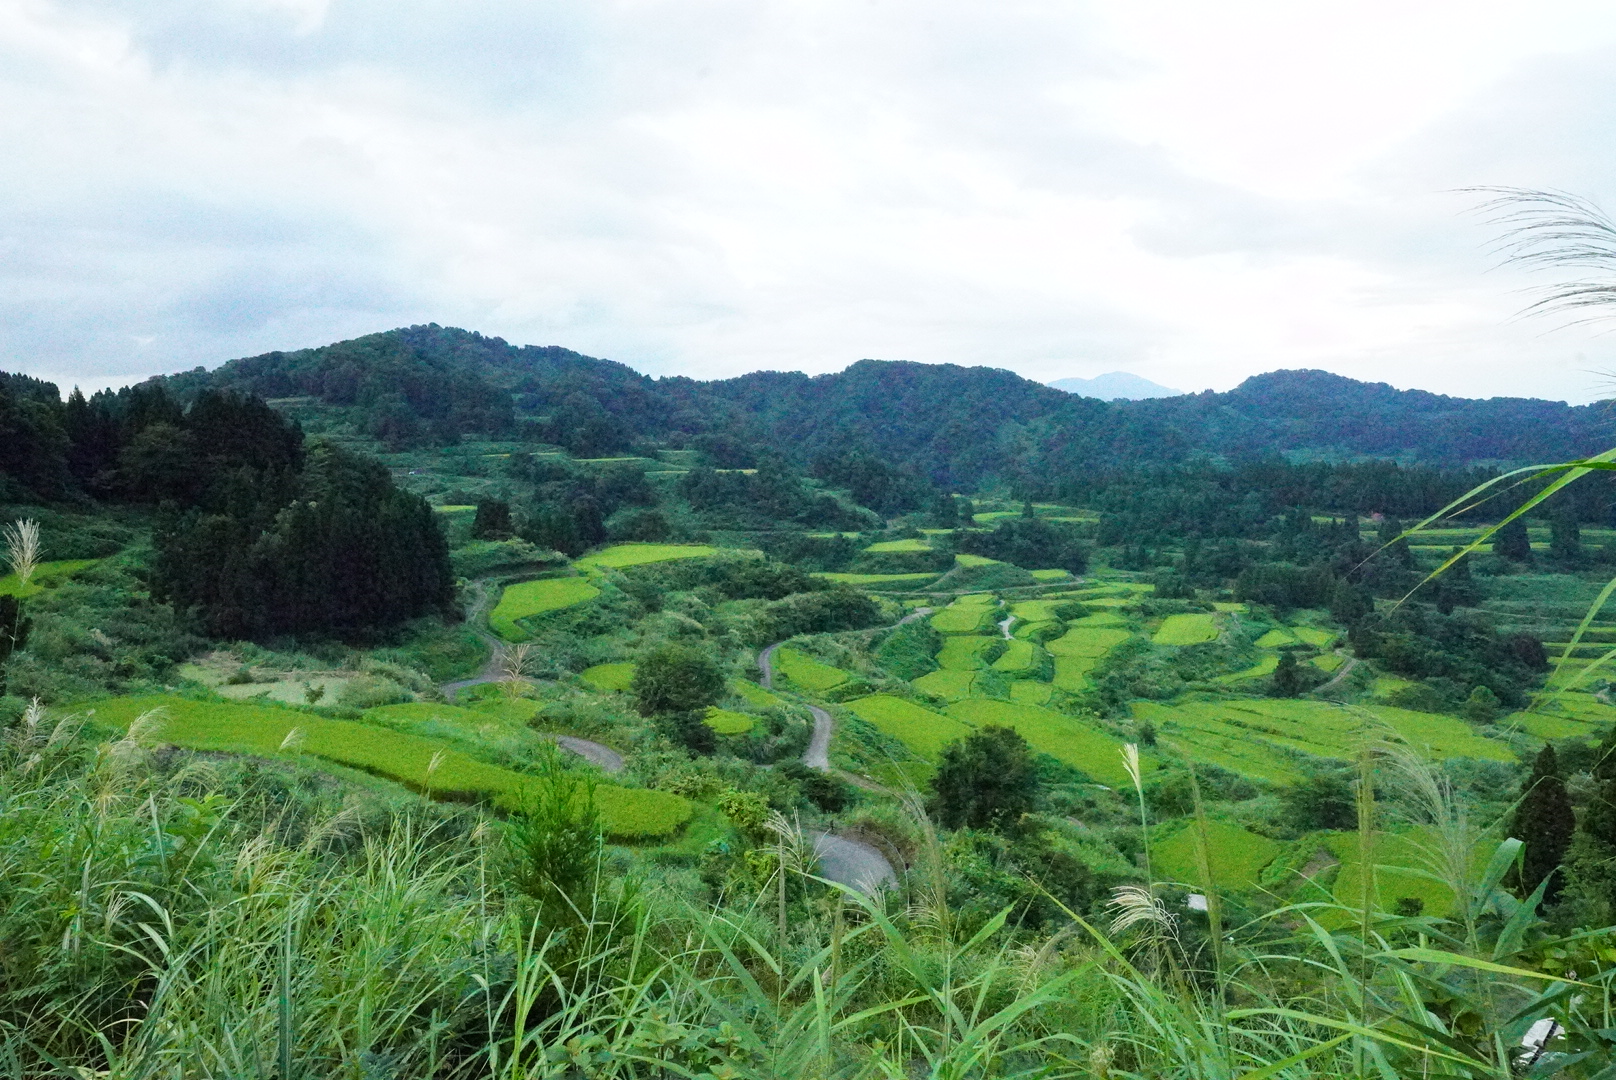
471, 499, 513, 540
1495, 518, 1532, 562
1513, 744, 1576, 903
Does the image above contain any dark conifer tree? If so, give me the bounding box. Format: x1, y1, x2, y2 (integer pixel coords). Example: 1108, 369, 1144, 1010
1269, 651, 1305, 698
471, 499, 513, 540
1513, 744, 1576, 903
1495, 518, 1532, 562
1551, 512, 1582, 562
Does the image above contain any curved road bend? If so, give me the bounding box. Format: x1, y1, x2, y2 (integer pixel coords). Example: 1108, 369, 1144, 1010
439, 576, 626, 773
755, 607, 933, 890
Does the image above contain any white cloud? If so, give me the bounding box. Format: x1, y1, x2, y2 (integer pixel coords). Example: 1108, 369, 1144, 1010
6, 0, 1616, 403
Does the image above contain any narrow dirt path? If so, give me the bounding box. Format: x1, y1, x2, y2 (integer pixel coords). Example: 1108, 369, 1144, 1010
441, 578, 506, 697
1315, 650, 1360, 695
998, 615, 1016, 639
440, 576, 625, 774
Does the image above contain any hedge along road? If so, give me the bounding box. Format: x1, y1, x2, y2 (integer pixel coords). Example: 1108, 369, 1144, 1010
757, 607, 934, 893
441, 576, 626, 774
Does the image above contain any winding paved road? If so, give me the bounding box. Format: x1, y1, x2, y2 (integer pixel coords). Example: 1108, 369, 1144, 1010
812, 832, 897, 894
440, 576, 627, 773
752, 607, 934, 891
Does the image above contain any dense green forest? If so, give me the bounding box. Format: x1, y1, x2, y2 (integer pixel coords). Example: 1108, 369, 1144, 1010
3, 331, 1616, 1077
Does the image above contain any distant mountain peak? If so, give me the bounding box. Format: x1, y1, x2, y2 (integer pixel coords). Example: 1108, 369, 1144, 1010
1048, 372, 1182, 401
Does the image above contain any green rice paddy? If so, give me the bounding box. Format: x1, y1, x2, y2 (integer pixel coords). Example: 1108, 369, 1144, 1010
1045, 624, 1132, 690
1133, 698, 1515, 786
1152, 820, 1283, 890
1217, 654, 1278, 683
930, 599, 999, 634
1152, 613, 1219, 645
943, 698, 1145, 787
1257, 626, 1336, 648
1315, 828, 1486, 920
86, 695, 691, 839
732, 680, 786, 708
704, 708, 756, 735
953, 553, 1002, 567
489, 577, 601, 640
845, 695, 974, 760
937, 635, 1001, 670
1030, 569, 1072, 581
1009, 680, 1054, 705
773, 649, 848, 692
863, 538, 932, 553
814, 572, 940, 586
1505, 691, 1616, 739
1009, 600, 1064, 623
573, 543, 719, 572
991, 639, 1038, 674
580, 663, 636, 692
910, 669, 981, 701
0, 559, 98, 598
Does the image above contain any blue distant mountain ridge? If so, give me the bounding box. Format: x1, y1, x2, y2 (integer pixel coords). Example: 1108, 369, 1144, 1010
1047, 372, 1183, 400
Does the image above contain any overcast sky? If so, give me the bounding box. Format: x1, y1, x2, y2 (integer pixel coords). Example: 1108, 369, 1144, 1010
9, 1, 1616, 402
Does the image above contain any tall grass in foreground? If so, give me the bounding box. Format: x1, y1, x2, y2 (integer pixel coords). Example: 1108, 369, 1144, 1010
3, 711, 1614, 1078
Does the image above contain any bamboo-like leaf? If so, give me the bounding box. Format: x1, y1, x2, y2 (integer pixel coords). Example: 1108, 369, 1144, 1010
1383, 947, 1591, 985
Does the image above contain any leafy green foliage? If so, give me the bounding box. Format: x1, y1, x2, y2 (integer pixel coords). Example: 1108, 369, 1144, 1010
631, 644, 726, 716
504, 746, 602, 933
930, 725, 1041, 830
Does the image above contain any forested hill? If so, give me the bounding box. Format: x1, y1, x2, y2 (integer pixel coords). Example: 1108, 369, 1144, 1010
1134, 369, 1616, 465
50, 324, 1616, 483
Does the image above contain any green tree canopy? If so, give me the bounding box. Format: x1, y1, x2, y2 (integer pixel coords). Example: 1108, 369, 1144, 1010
930, 725, 1041, 831
631, 644, 726, 717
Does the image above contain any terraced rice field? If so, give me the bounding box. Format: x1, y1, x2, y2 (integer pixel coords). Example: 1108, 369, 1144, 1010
845, 695, 975, 760
1314, 828, 1486, 921
704, 708, 756, 734
815, 572, 940, 586
490, 577, 601, 639
573, 543, 719, 572
944, 699, 1146, 787
1152, 613, 1219, 645
1152, 820, 1283, 890
1133, 698, 1514, 785
1009, 600, 1065, 623
86, 695, 691, 839
1256, 626, 1336, 648
864, 538, 932, 552
937, 635, 1001, 670
367, 700, 538, 729
930, 597, 1000, 634
580, 663, 636, 692
910, 669, 983, 701
1312, 653, 1346, 672
0, 558, 98, 598
1217, 654, 1278, 684
1009, 680, 1055, 705
1030, 569, 1072, 581
953, 553, 1002, 567
991, 639, 1039, 674
732, 680, 786, 708
1045, 622, 1133, 691
1505, 691, 1616, 739
774, 648, 848, 692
